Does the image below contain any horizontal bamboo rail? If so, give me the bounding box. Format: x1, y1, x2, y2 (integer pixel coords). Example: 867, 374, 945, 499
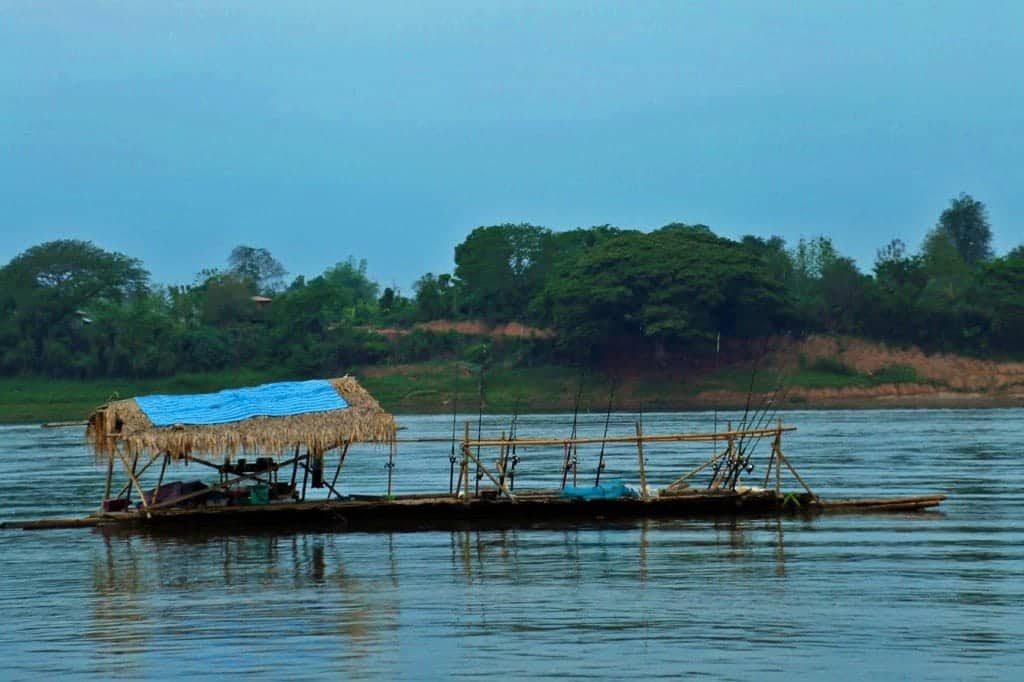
463, 425, 796, 448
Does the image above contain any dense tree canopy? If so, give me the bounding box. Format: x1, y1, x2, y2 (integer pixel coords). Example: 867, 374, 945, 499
935, 193, 993, 264
0, 193, 1019, 380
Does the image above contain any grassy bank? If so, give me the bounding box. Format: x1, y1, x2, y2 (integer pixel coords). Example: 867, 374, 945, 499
0, 358, 952, 425
0, 369, 286, 424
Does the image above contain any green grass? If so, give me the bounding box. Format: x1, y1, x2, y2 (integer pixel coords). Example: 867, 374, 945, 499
0, 369, 287, 424
359, 362, 607, 413
0, 359, 944, 424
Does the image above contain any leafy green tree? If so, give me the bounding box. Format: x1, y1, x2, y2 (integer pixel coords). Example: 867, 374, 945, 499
863, 239, 928, 344
935, 193, 993, 264
973, 249, 1024, 354
545, 224, 791, 359
0, 240, 149, 374
454, 224, 553, 322
413, 272, 458, 321
228, 245, 287, 293
323, 257, 379, 306
193, 271, 258, 327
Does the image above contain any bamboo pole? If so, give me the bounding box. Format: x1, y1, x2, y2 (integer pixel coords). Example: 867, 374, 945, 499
496, 432, 507, 487
462, 446, 515, 499
386, 442, 395, 497
774, 441, 781, 495
301, 451, 311, 501
114, 451, 163, 498
290, 444, 300, 488
464, 425, 796, 448
464, 419, 471, 493
299, 462, 344, 501
709, 422, 732, 490
635, 422, 648, 500
102, 451, 114, 501
663, 447, 731, 490
777, 449, 815, 498
329, 442, 349, 500
117, 450, 150, 511
154, 452, 169, 496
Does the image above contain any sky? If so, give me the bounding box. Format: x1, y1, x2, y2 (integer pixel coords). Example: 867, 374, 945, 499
2, 1, 1022, 291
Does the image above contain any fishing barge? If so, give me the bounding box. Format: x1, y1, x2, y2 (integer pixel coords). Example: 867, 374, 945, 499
1, 376, 946, 532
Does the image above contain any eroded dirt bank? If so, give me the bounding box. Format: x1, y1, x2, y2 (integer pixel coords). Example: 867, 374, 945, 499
696, 335, 1024, 408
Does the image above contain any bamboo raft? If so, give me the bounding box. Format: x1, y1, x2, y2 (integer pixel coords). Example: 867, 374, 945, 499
1, 491, 947, 532
0, 377, 947, 533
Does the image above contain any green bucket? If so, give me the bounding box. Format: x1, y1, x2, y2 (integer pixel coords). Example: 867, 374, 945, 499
249, 484, 269, 505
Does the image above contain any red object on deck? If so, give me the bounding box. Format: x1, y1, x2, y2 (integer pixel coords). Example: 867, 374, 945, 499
101, 498, 129, 512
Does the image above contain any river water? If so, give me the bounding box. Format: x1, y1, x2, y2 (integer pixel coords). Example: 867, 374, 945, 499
1, 409, 1021, 680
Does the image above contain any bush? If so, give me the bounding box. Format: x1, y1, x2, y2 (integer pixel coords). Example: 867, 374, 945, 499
807, 356, 858, 376
869, 363, 919, 384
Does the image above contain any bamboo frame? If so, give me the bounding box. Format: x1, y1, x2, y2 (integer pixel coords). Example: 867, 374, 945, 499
635, 422, 648, 500
117, 451, 149, 511
465, 425, 796, 448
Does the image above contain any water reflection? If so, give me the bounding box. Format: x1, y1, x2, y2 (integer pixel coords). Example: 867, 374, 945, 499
5, 410, 1022, 679
88, 528, 402, 675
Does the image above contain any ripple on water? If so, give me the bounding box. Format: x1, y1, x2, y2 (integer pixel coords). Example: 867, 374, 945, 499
1, 411, 1023, 679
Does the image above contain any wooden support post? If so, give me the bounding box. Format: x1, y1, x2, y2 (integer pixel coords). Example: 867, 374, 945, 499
635, 421, 648, 500
155, 452, 169, 493
463, 421, 471, 499
118, 451, 150, 510
329, 442, 349, 500
115, 451, 163, 499
299, 462, 345, 501
301, 451, 311, 501
777, 449, 816, 499
775, 441, 782, 495
290, 444, 300, 489
125, 453, 139, 503
462, 447, 515, 499
102, 452, 114, 501
386, 442, 396, 497
495, 432, 507, 489
709, 421, 732, 490
664, 447, 731, 490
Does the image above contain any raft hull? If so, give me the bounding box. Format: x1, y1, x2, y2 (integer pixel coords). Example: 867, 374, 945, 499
2, 490, 947, 532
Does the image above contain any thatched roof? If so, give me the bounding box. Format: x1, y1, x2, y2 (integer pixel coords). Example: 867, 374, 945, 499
87, 376, 395, 461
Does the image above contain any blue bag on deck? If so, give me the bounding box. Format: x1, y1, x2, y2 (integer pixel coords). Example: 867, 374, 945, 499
560, 478, 638, 500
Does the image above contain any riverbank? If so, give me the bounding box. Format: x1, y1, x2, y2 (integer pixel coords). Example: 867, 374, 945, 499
3, 350, 1023, 424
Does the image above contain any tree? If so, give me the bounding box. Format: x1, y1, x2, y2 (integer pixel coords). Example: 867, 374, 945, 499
228, 245, 287, 293
935, 193, 993, 264
413, 273, 457, 321
544, 225, 791, 360
454, 224, 553, 322
323, 257, 379, 306
972, 249, 1024, 354
0, 240, 149, 374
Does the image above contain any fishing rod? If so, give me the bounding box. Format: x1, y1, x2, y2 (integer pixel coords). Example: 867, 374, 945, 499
475, 364, 485, 496
560, 373, 584, 489
498, 399, 519, 491
594, 379, 617, 486
714, 353, 761, 489
726, 363, 794, 489
725, 382, 781, 490
725, 349, 789, 489
712, 331, 721, 461
449, 362, 459, 494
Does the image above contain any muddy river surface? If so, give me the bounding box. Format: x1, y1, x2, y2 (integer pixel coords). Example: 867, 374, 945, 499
1, 409, 1021, 679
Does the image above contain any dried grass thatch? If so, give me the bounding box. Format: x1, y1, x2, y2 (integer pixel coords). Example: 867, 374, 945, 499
87, 376, 396, 462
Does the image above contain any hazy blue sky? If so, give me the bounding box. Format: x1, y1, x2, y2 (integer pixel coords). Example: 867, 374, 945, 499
2, 1, 1022, 291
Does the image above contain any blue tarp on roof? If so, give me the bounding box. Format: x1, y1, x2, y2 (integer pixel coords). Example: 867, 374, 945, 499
134, 379, 348, 427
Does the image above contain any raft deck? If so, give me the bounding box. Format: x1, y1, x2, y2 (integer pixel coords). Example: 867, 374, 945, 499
2, 489, 947, 532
